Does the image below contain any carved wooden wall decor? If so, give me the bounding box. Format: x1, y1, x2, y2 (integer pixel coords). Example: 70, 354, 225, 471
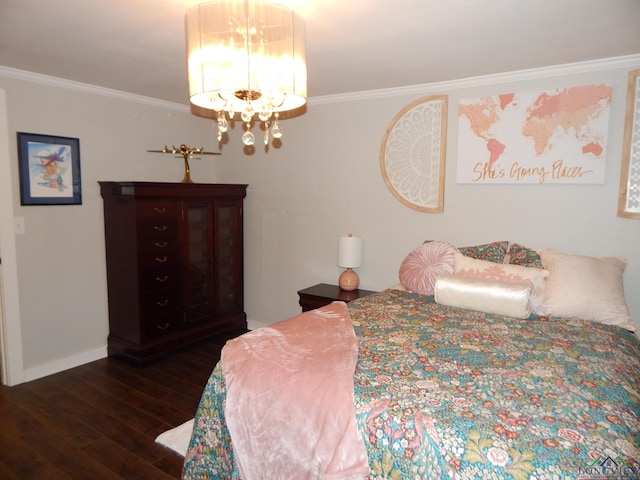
380, 95, 447, 212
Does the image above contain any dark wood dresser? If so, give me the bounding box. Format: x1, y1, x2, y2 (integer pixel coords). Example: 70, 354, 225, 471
99, 181, 247, 365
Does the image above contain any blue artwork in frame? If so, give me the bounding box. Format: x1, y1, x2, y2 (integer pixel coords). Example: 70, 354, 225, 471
17, 132, 82, 205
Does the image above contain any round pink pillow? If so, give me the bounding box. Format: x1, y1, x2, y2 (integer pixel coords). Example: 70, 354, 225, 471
399, 241, 457, 295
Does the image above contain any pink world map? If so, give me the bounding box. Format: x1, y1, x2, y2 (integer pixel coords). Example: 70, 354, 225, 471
457, 85, 612, 184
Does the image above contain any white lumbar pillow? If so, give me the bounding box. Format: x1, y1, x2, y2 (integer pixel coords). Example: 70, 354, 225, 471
434, 274, 533, 319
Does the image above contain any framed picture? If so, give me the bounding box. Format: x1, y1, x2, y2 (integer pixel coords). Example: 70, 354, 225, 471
17, 132, 82, 205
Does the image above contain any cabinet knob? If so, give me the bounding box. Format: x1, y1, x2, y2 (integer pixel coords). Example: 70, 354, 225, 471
154, 225, 168, 232
155, 256, 168, 263
154, 207, 167, 214
157, 322, 170, 330
154, 241, 168, 248
156, 299, 169, 307
155, 275, 169, 282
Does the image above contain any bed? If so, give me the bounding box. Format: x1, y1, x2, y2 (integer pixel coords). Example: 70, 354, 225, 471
181, 241, 640, 479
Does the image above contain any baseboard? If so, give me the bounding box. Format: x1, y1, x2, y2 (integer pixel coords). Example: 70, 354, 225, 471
23, 345, 108, 383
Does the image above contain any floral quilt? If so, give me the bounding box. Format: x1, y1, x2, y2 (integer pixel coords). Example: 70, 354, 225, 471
182, 289, 640, 479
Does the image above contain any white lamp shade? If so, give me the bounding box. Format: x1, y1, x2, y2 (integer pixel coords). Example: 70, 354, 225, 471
337, 234, 362, 268
185, 0, 307, 114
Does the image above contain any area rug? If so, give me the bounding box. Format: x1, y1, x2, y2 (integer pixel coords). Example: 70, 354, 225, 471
155, 418, 194, 456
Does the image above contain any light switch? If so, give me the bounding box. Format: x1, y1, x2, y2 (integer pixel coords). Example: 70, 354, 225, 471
14, 216, 25, 235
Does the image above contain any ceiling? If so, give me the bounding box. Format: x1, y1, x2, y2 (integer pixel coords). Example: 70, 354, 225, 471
1, 0, 639, 107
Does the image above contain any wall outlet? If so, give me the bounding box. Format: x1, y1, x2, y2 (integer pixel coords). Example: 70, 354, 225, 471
14, 216, 25, 235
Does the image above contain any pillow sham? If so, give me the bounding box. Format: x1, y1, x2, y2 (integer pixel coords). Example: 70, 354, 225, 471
507, 243, 544, 269
457, 241, 510, 264
423, 240, 510, 263
434, 275, 533, 319
537, 249, 634, 331
454, 252, 549, 312
399, 241, 457, 295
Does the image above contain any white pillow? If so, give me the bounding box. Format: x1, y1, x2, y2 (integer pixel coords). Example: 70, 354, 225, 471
537, 249, 634, 331
434, 275, 533, 319
399, 241, 457, 295
454, 252, 549, 312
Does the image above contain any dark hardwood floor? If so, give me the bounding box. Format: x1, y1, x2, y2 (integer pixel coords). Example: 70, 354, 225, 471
0, 335, 229, 479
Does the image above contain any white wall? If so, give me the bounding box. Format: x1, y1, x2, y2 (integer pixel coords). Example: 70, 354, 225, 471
1, 55, 639, 384
213, 57, 640, 334
0, 69, 219, 383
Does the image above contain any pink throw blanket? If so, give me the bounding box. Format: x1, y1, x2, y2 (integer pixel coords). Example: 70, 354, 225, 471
221, 301, 369, 480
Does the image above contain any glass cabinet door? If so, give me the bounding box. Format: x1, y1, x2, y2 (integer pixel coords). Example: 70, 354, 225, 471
184, 203, 213, 324
215, 202, 243, 315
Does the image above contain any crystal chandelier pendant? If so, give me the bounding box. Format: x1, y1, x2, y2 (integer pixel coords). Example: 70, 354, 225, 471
216, 112, 228, 142
258, 109, 271, 122
263, 121, 270, 145
240, 97, 257, 145
271, 113, 282, 139
217, 112, 228, 133
242, 124, 255, 146
241, 103, 254, 123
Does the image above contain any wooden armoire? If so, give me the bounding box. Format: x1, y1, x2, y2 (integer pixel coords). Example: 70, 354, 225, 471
99, 181, 247, 365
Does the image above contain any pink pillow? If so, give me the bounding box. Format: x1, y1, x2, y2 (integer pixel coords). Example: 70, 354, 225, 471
399, 241, 457, 295
454, 252, 549, 312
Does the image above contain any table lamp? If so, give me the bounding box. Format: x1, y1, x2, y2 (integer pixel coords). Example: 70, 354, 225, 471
337, 233, 362, 291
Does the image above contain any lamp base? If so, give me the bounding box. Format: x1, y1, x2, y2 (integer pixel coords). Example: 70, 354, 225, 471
339, 268, 359, 291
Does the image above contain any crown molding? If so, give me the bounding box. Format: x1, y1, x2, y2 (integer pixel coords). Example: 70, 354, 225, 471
309, 54, 640, 105
3, 54, 640, 109
0, 65, 190, 112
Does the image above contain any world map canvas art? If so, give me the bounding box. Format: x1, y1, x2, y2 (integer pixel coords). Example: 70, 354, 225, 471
457, 84, 611, 184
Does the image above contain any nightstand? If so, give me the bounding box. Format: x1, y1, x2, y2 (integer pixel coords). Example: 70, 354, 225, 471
297, 283, 377, 312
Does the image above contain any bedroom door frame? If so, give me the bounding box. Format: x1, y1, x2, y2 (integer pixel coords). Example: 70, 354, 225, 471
0, 89, 25, 386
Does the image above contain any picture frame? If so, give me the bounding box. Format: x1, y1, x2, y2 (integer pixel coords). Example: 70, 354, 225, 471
17, 132, 82, 205
618, 69, 640, 219
379, 95, 448, 212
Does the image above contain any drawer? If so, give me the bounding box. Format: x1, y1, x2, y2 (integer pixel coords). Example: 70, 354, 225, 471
141, 288, 182, 317
140, 236, 178, 253
140, 266, 180, 291
140, 219, 178, 238
140, 251, 180, 268
137, 202, 178, 218
144, 313, 181, 340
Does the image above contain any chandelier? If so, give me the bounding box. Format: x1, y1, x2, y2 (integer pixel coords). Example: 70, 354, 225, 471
185, 0, 307, 147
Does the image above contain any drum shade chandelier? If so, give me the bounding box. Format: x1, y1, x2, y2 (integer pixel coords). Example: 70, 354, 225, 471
185, 0, 307, 147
